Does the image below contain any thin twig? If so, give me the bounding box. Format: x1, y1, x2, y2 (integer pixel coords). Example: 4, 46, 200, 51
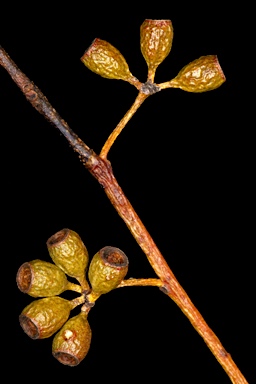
100, 92, 148, 159
0, 46, 248, 384
117, 278, 162, 288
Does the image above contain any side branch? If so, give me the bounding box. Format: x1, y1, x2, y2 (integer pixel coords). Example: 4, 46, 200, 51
0, 46, 248, 384
100, 92, 149, 159
117, 278, 162, 288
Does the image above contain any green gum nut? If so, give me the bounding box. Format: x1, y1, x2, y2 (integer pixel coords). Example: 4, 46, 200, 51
19, 297, 72, 339
47, 229, 89, 283
88, 246, 129, 295
16, 260, 69, 297
52, 311, 92, 366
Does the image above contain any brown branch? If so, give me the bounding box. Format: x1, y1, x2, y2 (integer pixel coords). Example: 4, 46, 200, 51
0, 46, 248, 384
0, 46, 92, 162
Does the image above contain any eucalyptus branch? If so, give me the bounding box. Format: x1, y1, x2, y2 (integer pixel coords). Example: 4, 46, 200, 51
0, 46, 92, 162
0, 22, 246, 384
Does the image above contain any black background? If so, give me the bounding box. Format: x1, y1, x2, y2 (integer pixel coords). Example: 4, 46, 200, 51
1, 4, 253, 384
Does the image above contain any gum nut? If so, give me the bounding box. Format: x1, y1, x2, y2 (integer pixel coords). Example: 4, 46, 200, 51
16, 260, 69, 297
172, 55, 226, 92
88, 246, 128, 294
52, 312, 92, 366
19, 297, 72, 339
81, 38, 133, 81
47, 229, 89, 280
140, 19, 173, 70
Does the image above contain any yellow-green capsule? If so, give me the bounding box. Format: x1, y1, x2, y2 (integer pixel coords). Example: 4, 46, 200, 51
16, 260, 70, 297
47, 229, 89, 288
19, 297, 72, 339
169, 55, 226, 92
88, 246, 128, 295
52, 311, 92, 366
81, 38, 135, 81
140, 19, 173, 78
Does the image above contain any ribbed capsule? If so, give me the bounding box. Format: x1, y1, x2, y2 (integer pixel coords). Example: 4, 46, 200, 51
81, 38, 135, 81
88, 246, 128, 295
52, 311, 92, 366
47, 229, 89, 286
16, 260, 69, 297
19, 297, 72, 339
169, 55, 226, 92
140, 19, 173, 79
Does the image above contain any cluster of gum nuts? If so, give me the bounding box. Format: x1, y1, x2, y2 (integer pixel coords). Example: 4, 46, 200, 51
16, 228, 129, 366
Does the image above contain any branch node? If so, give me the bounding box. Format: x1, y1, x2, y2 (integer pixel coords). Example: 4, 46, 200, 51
159, 284, 171, 295
140, 81, 161, 95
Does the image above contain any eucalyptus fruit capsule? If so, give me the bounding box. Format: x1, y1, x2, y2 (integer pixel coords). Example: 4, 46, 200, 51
88, 246, 128, 295
140, 19, 173, 79
169, 55, 226, 92
19, 297, 72, 339
81, 38, 135, 82
16, 260, 71, 297
47, 229, 89, 288
52, 311, 92, 366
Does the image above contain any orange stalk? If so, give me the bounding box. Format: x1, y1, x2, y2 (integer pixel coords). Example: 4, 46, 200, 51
100, 92, 148, 159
